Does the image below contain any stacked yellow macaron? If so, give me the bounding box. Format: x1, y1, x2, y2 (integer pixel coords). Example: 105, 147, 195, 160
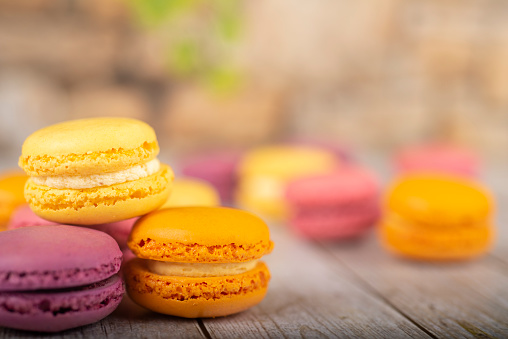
125, 206, 273, 318
0, 172, 28, 230
18, 118, 174, 225
236, 146, 337, 219
380, 175, 494, 260
160, 178, 220, 209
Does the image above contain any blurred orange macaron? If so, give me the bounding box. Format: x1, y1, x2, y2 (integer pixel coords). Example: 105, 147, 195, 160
124, 206, 273, 318
380, 175, 494, 261
0, 172, 28, 230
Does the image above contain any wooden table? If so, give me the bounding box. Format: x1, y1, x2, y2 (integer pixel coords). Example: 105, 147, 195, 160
2, 156, 508, 338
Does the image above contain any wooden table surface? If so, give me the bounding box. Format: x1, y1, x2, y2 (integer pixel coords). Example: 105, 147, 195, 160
2, 156, 508, 338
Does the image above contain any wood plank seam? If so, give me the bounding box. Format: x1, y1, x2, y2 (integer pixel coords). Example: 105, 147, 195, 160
317, 242, 438, 339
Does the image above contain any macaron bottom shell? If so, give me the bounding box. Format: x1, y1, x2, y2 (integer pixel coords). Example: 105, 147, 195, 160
290, 213, 378, 240
124, 259, 270, 318
380, 220, 493, 261
25, 166, 173, 225
0, 275, 124, 332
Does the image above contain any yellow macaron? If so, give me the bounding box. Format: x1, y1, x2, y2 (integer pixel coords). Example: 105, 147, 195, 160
380, 175, 494, 261
160, 178, 220, 209
236, 146, 337, 219
125, 206, 273, 318
0, 172, 28, 230
19, 117, 174, 225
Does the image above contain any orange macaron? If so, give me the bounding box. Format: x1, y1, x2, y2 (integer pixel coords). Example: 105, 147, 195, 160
0, 172, 28, 230
380, 175, 494, 261
124, 207, 273, 318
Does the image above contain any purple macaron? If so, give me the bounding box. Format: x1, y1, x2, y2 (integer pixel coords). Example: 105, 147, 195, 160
7, 205, 137, 250
181, 151, 242, 203
0, 226, 124, 332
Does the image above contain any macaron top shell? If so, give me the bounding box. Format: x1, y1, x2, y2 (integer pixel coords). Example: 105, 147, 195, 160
396, 144, 479, 176
128, 207, 274, 263
19, 117, 159, 176
286, 166, 379, 206
0, 226, 122, 291
239, 146, 337, 180
387, 175, 492, 226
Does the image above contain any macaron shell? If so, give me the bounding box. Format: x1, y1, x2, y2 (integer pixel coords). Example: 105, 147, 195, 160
25, 166, 173, 225
161, 178, 220, 209
125, 259, 269, 318
236, 191, 288, 220
0, 226, 122, 291
0, 275, 124, 332
128, 207, 273, 263
7, 205, 59, 229
20, 117, 159, 176
286, 167, 379, 207
290, 207, 380, 239
0, 173, 28, 228
182, 151, 241, 202
395, 144, 479, 178
380, 219, 493, 260
387, 175, 492, 226
238, 146, 337, 179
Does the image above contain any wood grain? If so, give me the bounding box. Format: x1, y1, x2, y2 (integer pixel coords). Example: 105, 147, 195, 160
1, 157, 508, 338
201, 226, 430, 339
322, 232, 508, 338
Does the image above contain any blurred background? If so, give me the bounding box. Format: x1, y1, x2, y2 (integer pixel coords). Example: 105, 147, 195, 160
1, 0, 508, 166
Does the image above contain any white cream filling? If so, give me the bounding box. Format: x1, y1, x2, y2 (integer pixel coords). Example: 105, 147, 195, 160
147, 260, 259, 277
31, 158, 160, 189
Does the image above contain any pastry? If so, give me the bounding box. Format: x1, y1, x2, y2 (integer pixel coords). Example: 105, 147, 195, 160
395, 143, 479, 178
19, 117, 174, 225
0, 226, 124, 332
286, 166, 380, 239
160, 178, 220, 208
125, 207, 273, 318
380, 175, 494, 260
236, 146, 337, 219
182, 151, 241, 203
0, 172, 28, 230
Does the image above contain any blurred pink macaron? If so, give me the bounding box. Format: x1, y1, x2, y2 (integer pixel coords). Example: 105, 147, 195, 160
286, 166, 381, 240
395, 144, 479, 178
181, 150, 242, 203
7, 205, 136, 249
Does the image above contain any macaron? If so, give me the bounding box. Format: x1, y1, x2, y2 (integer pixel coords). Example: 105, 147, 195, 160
19, 117, 174, 225
395, 143, 479, 178
7, 205, 137, 250
286, 166, 380, 240
236, 146, 338, 219
0, 225, 124, 332
0, 172, 28, 230
160, 178, 220, 209
181, 151, 241, 203
124, 207, 273, 318
380, 175, 494, 261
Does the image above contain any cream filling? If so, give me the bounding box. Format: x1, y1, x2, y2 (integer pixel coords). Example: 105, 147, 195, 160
241, 176, 284, 200
31, 158, 160, 189
147, 259, 259, 277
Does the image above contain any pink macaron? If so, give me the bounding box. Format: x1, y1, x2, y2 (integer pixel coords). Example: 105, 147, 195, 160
286, 166, 381, 240
7, 205, 137, 249
395, 144, 479, 178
